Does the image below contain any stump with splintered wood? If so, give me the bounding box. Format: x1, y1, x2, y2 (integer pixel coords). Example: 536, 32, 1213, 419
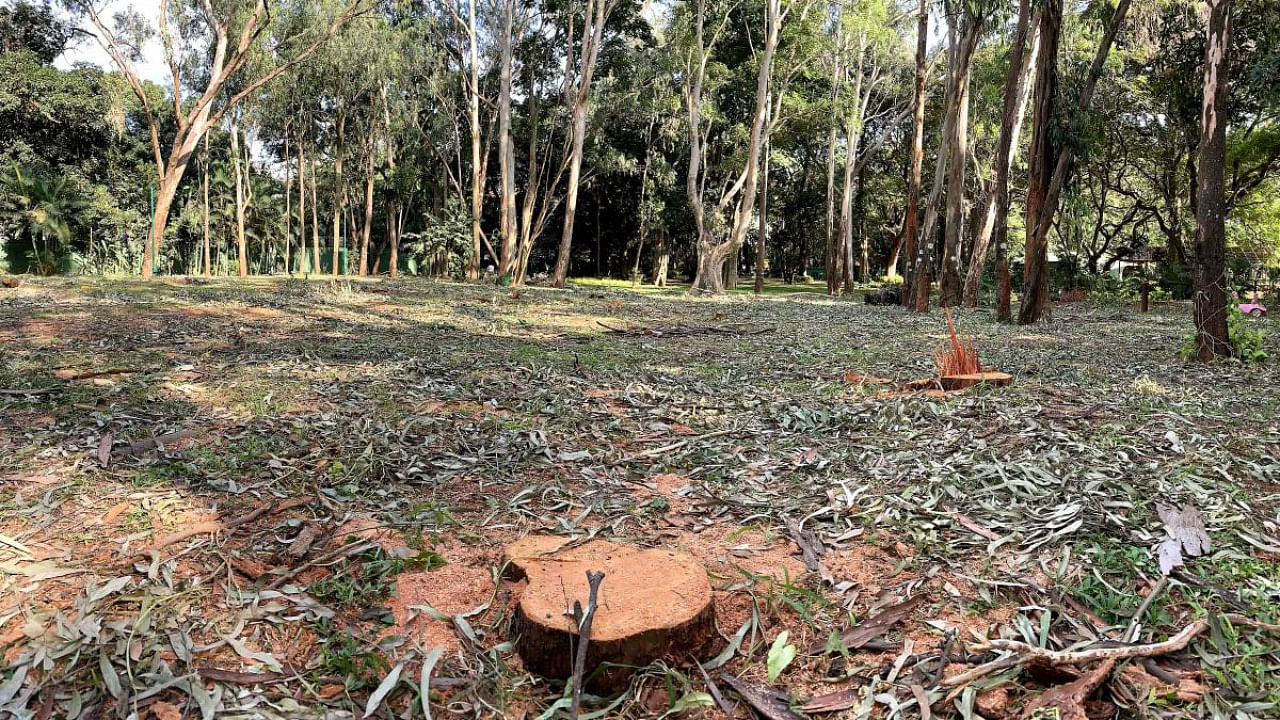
506, 536, 714, 691
939, 371, 1013, 391
935, 309, 1012, 392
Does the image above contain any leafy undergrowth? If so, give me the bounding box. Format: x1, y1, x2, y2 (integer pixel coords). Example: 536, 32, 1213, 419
0, 276, 1277, 719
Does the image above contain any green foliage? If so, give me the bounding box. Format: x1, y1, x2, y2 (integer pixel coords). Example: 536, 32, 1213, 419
0, 0, 73, 64
403, 200, 472, 279
1087, 274, 1170, 308
0, 165, 86, 274
1227, 304, 1268, 362
314, 620, 393, 692
1180, 304, 1268, 362
766, 630, 797, 682
309, 546, 446, 609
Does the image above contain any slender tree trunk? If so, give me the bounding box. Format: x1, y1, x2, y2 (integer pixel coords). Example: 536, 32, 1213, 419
310, 152, 319, 274
298, 134, 309, 273
689, 0, 780, 294
824, 120, 841, 294
359, 140, 375, 276
754, 132, 769, 295
910, 31, 961, 313
497, 0, 518, 276
839, 45, 867, 295
839, 117, 858, 292
966, 0, 1038, 310
466, 0, 482, 279
202, 133, 211, 277
389, 202, 399, 278
1019, 0, 1061, 324
900, 0, 929, 304
857, 164, 869, 282
939, 50, 973, 306
332, 109, 346, 276
231, 120, 248, 277
552, 0, 612, 288
285, 132, 292, 274
1193, 0, 1232, 360
653, 228, 669, 286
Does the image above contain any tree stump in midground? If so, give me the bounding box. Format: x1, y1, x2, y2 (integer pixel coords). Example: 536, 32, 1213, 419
506, 536, 714, 691
939, 371, 1013, 391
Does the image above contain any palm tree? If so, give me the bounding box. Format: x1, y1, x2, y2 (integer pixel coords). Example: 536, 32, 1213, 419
1, 166, 85, 275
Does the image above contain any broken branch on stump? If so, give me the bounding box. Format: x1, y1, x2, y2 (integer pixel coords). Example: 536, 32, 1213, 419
569, 570, 605, 720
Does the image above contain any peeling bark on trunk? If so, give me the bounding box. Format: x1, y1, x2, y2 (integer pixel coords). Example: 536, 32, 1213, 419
910, 30, 962, 313
938, 57, 973, 306
231, 120, 248, 277
297, 134, 307, 273
754, 134, 769, 294
552, 0, 613, 288
899, 0, 929, 304
1019, 0, 1061, 325
1019, 0, 1130, 324
466, 0, 483, 279
332, 107, 346, 276
202, 133, 211, 277
966, 0, 1038, 311
1193, 0, 1232, 360
285, 133, 292, 273
497, 0, 518, 277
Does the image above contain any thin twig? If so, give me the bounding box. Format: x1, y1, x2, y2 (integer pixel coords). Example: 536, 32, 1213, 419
569, 570, 605, 720
1125, 575, 1169, 642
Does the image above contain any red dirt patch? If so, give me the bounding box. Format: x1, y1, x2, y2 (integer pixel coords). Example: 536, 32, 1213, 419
386, 564, 495, 652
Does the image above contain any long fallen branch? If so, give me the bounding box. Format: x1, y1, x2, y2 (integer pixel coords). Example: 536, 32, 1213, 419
123, 497, 311, 560
943, 613, 1280, 688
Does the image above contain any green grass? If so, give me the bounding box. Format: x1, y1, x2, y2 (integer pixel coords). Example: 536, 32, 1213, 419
308, 546, 446, 609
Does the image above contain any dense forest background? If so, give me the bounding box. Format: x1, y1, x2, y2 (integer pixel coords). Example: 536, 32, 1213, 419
1, 0, 1278, 312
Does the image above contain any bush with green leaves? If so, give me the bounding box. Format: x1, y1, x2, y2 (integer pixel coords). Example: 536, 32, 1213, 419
1181, 304, 1268, 362
1088, 274, 1170, 308
402, 199, 473, 279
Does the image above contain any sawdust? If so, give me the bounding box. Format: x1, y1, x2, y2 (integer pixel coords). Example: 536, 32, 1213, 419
665, 524, 809, 582
385, 564, 495, 652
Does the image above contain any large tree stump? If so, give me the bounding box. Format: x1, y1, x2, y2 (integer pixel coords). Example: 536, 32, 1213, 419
939, 371, 1013, 391
506, 536, 714, 691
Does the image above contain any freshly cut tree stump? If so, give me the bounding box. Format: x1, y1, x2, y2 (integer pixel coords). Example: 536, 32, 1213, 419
505, 536, 714, 691
939, 371, 1013, 391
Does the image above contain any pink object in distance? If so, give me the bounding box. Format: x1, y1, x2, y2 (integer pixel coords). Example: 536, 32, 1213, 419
1239, 301, 1267, 317
1233, 299, 1264, 316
